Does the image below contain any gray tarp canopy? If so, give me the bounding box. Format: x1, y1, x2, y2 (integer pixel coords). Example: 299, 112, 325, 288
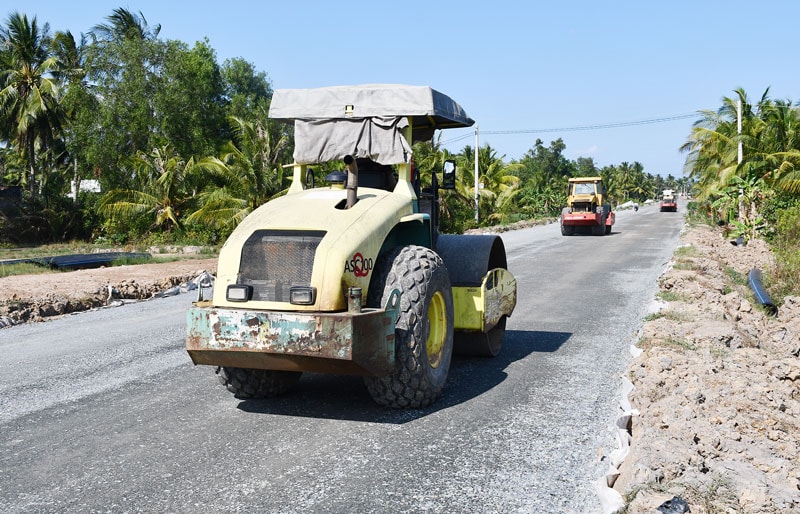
268, 84, 474, 165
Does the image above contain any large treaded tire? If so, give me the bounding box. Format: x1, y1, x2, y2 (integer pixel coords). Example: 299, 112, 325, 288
364, 246, 454, 408
215, 367, 302, 399
560, 207, 575, 236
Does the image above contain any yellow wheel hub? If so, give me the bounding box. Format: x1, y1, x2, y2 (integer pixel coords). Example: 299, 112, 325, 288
426, 291, 447, 368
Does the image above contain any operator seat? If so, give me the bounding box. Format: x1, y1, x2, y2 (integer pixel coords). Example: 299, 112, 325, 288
356, 158, 397, 191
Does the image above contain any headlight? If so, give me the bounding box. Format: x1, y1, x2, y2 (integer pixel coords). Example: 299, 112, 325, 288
226, 284, 252, 302
289, 286, 316, 305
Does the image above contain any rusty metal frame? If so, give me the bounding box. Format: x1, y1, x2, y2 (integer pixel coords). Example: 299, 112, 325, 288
187, 290, 401, 376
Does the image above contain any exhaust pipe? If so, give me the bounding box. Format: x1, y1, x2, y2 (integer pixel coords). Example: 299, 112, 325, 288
344, 155, 358, 208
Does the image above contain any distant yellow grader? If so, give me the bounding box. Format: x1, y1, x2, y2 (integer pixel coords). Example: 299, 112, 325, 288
560, 176, 615, 236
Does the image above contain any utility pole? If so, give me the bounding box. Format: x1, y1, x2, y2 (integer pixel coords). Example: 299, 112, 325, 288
737, 98, 744, 223
474, 125, 479, 223
737, 99, 743, 165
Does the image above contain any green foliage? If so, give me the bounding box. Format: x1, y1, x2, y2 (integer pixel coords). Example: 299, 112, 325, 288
657, 290, 685, 302
760, 190, 800, 241
0, 261, 54, 278
438, 190, 479, 234
2, 7, 685, 246
512, 138, 572, 216
0, 11, 63, 199
723, 266, 747, 287
24, 8, 800, 259
155, 39, 228, 158
766, 205, 800, 302
221, 57, 272, 121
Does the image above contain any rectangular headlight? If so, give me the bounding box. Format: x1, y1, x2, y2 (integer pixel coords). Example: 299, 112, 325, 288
226, 284, 252, 302
289, 286, 316, 305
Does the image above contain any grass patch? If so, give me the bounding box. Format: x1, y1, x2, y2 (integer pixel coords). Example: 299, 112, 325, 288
674, 244, 698, 258
0, 243, 216, 279
662, 311, 691, 322
0, 253, 190, 278
0, 241, 112, 260
0, 241, 218, 261
764, 204, 800, 303
0, 262, 55, 278
665, 337, 697, 351
643, 312, 663, 322
622, 475, 737, 513
657, 290, 685, 302
672, 260, 702, 271
723, 266, 747, 286
111, 255, 156, 266
636, 336, 696, 352
643, 309, 691, 323
767, 249, 800, 304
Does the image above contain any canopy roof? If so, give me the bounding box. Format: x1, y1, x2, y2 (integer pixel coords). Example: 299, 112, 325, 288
269, 84, 474, 133
269, 85, 473, 165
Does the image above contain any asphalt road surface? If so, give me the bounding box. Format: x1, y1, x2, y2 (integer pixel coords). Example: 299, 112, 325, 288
0, 202, 685, 513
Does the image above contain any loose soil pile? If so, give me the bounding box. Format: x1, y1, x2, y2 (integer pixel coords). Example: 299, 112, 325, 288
616, 224, 800, 513
0, 258, 216, 326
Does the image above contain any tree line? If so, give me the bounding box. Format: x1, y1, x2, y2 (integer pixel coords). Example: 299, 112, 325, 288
0, 8, 689, 246
681, 87, 800, 301
4, 6, 798, 268
0, 8, 291, 244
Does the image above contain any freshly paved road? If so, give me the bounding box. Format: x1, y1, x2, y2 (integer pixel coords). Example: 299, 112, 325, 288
0, 203, 685, 513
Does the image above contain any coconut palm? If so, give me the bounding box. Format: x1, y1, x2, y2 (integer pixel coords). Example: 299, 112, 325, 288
681, 92, 745, 201
683, 88, 800, 228
457, 144, 520, 224
87, 8, 165, 190
0, 12, 63, 199
98, 145, 225, 233
91, 8, 160, 45
50, 30, 97, 204
186, 115, 289, 232
748, 99, 800, 193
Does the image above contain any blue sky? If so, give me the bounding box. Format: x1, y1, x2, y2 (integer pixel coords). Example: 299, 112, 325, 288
12, 1, 800, 177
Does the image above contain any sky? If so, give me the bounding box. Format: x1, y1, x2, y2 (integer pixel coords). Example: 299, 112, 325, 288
10, 0, 800, 177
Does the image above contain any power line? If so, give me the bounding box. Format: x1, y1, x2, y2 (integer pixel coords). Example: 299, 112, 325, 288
439, 112, 699, 146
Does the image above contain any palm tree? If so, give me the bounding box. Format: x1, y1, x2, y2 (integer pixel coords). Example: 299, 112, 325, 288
87, 8, 164, 190
98, 145, 224, 233
749, 99, 800, 193
51, 30, 97, 204
186, 115, 289, 232
682, 88, 800, 227
411, 137, 474, 229
0, 12, 63, 200
91, 8, 160, 45
680, 91, 745, 202
457, 144, 520, 224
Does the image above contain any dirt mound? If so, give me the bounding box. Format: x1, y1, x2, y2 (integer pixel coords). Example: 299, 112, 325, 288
0, 258, 216, 326
616, 224, 800, 513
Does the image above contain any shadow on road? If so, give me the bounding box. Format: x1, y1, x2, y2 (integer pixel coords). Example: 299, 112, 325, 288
236, 329, 571, 423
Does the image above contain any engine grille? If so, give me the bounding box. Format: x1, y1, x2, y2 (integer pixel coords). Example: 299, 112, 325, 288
238, 230, 326, 302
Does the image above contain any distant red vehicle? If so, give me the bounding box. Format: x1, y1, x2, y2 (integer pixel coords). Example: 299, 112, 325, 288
660, 189, 677, 212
